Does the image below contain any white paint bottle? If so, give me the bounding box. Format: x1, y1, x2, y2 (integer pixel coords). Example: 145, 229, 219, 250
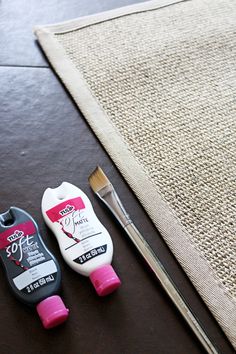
41, 182, 121, 296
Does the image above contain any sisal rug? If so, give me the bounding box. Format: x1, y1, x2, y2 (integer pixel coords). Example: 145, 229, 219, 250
35, 0, 236, 347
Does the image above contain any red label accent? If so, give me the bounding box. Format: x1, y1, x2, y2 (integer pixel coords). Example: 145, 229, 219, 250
46, 197, 85, 223
0, 221, 36, 249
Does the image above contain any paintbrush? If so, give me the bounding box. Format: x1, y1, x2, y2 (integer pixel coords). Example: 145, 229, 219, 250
88, 166, 219, 354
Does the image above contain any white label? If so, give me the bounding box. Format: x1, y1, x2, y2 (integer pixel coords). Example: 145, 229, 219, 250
12, 259, 57, 290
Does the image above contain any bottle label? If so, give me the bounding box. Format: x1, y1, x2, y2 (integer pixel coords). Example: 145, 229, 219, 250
0, 221, 57, 294
46, 196, 85, 222
46, 197, 108, 263
73, 245, 107, 265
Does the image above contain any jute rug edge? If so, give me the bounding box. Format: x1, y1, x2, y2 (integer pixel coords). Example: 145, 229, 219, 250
34, 0, 236, 347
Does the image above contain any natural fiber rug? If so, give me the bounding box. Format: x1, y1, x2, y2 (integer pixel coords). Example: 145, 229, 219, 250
35, 0, 236, 347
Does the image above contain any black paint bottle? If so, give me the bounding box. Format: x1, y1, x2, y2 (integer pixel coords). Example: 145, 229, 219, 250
0, 207, 69, 328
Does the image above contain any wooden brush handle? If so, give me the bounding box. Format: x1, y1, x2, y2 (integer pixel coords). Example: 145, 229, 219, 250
124, 222, 219, 354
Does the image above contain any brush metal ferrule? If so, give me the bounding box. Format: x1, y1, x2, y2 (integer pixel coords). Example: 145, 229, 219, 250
96, 183, 132, 228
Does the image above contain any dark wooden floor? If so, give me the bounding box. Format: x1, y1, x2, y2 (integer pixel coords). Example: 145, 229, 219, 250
0, 1, 234, 353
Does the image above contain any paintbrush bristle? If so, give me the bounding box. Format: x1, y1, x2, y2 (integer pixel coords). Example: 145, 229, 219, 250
88, 166, 111, 193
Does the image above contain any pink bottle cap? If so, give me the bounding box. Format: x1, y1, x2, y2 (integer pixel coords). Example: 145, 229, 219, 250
89, 264, 121, 296
36, 295, 69, 329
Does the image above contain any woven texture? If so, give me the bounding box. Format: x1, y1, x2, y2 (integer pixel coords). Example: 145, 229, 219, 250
35, 0, 236, 347
57, 0, 236, 298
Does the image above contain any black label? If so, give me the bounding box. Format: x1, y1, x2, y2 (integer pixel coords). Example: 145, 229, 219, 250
73, 244, 107, 265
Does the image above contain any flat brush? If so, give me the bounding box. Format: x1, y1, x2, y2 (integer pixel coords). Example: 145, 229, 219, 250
88, 166, 219, 354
